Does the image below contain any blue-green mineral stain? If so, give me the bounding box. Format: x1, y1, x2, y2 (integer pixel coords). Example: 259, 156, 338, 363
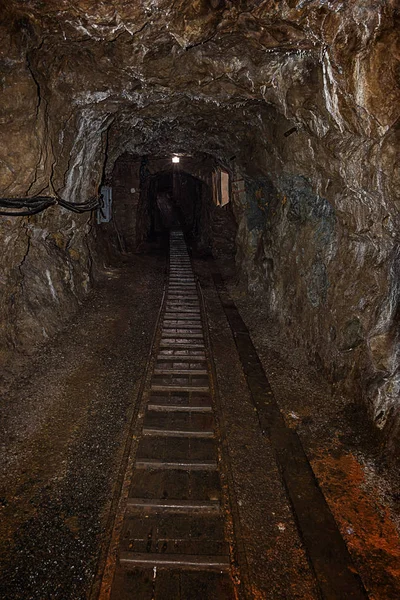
243, 177, 277, 231
281, 175, 336, 247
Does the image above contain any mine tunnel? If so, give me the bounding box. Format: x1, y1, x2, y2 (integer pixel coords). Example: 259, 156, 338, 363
0, 2, 399, 599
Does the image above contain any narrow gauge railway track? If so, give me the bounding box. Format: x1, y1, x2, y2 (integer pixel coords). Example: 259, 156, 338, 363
96, 229, 367, 600
100, 230, 241, 599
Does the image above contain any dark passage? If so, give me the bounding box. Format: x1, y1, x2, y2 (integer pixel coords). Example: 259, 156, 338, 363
1, 2, 400, 598
137, 168, 209, 251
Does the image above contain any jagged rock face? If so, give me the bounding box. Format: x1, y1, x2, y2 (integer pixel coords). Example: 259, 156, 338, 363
0, 2, 399, 451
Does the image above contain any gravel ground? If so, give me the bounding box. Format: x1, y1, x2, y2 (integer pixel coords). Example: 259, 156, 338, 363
2, 248, 399, 600
215, 257, 400, 600
0, 254, 166, 600
194, 258, 320, 599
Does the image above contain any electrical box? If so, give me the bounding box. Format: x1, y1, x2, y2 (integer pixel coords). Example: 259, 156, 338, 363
97, 186, 112, 223
212, 168, 230, 206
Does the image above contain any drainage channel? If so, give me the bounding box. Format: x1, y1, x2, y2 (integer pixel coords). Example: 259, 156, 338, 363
105, 230, 239, 599
209, 265, 368, 600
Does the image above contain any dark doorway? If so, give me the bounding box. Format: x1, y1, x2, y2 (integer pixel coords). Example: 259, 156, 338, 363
139, 170, 206, 247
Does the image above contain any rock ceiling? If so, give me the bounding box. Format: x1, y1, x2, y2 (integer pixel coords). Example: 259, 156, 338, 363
1, 0, 398, 194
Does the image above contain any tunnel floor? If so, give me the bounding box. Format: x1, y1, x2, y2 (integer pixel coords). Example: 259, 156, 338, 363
1, 233, 400, 599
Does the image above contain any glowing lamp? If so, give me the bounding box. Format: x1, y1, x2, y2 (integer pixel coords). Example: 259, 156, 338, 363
172, 156, 180, 164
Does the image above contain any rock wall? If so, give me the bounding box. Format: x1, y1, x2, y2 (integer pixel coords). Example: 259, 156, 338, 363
0, 15, 108, 364
0, 210, 93, 363
232, 153, 399, 455
1, 0, 399, 453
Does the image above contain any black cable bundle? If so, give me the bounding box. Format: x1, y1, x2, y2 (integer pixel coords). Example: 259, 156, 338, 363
56, 196, 100, 213
0, 194, 101, 217
0, 196, 56, 216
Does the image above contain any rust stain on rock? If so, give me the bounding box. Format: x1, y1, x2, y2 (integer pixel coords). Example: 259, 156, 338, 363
312, 451, 400, 599
250, 585, 267, 600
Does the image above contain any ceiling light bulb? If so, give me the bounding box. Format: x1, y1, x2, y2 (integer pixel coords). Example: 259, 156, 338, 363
172, 156, 180, 163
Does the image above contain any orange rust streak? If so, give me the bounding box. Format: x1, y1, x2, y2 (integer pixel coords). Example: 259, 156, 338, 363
312, 452, 400, 600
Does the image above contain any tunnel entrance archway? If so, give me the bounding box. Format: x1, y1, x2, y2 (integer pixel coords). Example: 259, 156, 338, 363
96, 153, 238, 263
137, 168, 211, 251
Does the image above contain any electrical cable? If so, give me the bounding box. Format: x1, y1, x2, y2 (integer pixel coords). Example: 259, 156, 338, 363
0, 193, 101, 217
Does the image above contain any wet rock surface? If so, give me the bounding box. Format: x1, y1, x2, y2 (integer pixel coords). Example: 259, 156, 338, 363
0, 0, 399, 537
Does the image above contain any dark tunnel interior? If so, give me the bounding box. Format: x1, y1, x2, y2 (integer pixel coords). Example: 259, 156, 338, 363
1, 1, 400, 599
144, 171, 205, 243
